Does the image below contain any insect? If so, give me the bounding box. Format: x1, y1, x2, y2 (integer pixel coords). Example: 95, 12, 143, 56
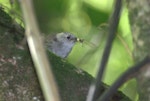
76, 37, 96, 48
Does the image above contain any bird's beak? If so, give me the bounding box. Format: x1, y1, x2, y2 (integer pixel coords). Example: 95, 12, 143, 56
71, 37, 77, 42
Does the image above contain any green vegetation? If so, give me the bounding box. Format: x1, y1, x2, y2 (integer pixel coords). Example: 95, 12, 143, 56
0, 0, 136, 100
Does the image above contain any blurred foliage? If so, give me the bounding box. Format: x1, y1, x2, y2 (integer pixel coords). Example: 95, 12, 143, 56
0, 0, 137, 100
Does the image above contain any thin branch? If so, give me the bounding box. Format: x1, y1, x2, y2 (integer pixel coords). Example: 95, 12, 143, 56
97, 56, 150, 101
117, 34, 133, 59
19, 0, 60, 101
86, 0, 123, 101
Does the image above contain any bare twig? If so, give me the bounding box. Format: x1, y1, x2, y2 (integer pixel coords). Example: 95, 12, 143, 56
117, 34, 133, 58
19, 0, 60, 101
86, 0, 123, 101
97, 56, 150, 101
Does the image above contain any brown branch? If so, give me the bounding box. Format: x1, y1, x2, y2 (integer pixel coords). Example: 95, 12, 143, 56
19, 0, 60, 101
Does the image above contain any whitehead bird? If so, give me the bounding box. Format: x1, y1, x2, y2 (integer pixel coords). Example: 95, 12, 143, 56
45, 32, 77, 58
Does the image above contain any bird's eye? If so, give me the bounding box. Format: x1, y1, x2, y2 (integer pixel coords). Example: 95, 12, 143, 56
67, 35, 71, 40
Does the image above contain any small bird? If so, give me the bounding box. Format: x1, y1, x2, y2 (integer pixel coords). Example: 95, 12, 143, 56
45, 32, 77, 58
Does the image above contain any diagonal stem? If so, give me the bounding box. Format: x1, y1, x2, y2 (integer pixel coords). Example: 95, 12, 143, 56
86, 0, 123, 101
